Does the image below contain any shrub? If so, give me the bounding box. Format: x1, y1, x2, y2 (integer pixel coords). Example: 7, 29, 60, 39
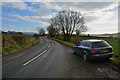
12, 35, 26, 45
33, 34, 39, 39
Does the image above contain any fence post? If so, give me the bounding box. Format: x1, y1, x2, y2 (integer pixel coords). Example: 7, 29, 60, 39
3, 38, 5, 47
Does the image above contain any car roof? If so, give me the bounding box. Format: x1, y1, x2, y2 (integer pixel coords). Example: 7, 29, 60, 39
82, 39, 104, 42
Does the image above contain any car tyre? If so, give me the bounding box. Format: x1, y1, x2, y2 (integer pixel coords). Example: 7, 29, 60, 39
83, 54, 88, 62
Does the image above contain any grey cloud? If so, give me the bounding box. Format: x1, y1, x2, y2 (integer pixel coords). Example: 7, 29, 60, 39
46, 2, 116, 11
84, 15, 97, 22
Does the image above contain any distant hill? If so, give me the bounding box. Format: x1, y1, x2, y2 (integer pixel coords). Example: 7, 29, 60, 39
22, 32, 38, 35
97, 32, 120, 37
2, 31, 38, 35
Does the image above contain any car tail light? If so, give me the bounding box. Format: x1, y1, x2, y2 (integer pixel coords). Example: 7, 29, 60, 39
91, 49, 96, 54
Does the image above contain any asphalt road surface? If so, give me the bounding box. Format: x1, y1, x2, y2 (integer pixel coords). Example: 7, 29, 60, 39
2, 37, 120, 78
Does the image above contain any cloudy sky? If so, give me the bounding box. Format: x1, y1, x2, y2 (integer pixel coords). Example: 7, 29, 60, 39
1, 0, 119, 34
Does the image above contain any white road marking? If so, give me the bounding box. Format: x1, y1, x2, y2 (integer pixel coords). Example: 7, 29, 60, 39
48, 44, 51, 48
23, 50, 46, 66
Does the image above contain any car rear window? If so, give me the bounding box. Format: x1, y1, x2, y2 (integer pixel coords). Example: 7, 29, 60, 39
80, 42, 90, 47
92, 41, 109, 48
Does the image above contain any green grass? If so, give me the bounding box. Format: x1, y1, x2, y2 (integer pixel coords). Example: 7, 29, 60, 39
2, 38, 40, 56
51, 38, 74, 47
102, 38, 119, 55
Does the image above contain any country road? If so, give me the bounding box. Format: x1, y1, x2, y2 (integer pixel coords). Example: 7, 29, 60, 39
2, 37, 120, 78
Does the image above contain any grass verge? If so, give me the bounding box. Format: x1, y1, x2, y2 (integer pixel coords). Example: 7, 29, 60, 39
50, 37, 74, 47
2, 38, 40, 56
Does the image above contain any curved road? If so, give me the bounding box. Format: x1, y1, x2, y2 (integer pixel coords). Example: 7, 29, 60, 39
2, 37, 120, 78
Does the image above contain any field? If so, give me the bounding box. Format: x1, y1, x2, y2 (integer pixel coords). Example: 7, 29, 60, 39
1, 34, 40, 56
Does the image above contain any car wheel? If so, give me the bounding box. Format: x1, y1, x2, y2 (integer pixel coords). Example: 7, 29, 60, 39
83, 54, 87, 62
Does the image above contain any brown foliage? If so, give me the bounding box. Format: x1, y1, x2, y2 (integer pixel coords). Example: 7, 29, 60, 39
33, 34, 39, 39
12, 35, 26, 45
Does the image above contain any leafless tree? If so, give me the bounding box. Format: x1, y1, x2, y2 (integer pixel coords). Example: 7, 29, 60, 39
76, 24, 87, 36
48, 10, 87, 41
38, 28, 45, 35
76, 29, 80, 36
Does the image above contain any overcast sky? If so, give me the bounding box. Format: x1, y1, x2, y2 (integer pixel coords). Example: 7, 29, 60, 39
1, 0, 119, 34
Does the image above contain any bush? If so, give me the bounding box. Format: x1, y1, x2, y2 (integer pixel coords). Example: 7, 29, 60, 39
33, 34, 39, 39
63, 34, 71, 41
12, 35, 26, 45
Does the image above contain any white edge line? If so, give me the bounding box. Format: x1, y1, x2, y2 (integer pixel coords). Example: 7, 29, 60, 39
23, 50, 46, 66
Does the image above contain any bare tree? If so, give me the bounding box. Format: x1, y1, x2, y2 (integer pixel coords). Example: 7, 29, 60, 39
39, 28, 45, 35
76, 29, 80, 36
76, 24, 87, 36
49, 10, 87, 41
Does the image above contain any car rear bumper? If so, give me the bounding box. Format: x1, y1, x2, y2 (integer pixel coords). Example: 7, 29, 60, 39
89, 52, 113, 60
